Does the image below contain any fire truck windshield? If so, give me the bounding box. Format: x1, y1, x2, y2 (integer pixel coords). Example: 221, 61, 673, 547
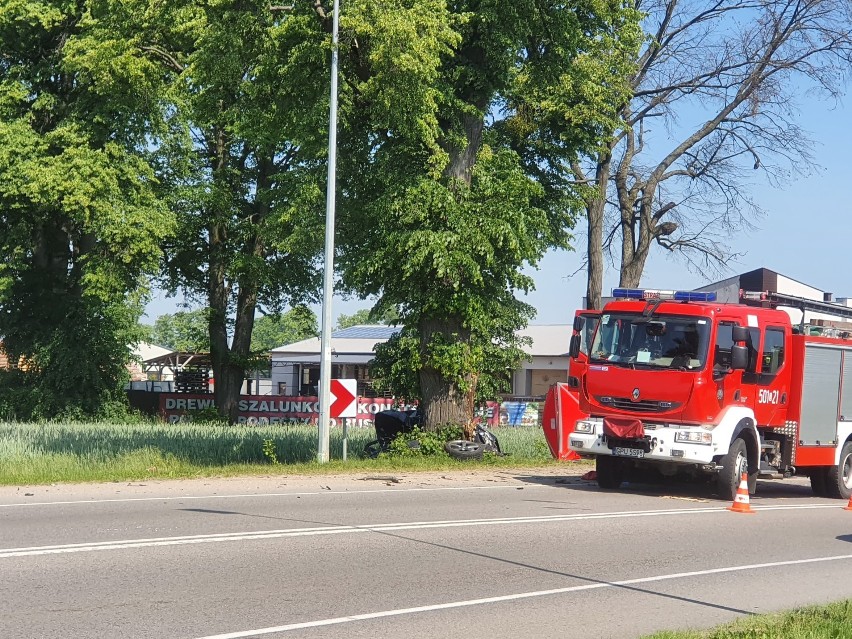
589, 313, 711, 370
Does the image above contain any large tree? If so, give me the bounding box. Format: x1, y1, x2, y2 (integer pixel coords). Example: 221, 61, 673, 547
0, 1, 172, 418
578, 0, 852, 309
251, 306, 318, 352
75, 1, 329, 421
325, 0, 640, 428
145, 310, 210, 352
335, 307, 399, 330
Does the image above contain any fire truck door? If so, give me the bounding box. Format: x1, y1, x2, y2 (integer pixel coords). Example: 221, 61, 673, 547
568, 311, 600, 379
713, 322, 752, 411
749, 326, 789, 428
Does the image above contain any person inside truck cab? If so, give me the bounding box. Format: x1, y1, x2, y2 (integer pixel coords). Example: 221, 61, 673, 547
664, 327, 699, 367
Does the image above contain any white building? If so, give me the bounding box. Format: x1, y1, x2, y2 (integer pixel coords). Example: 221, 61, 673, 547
269, 324, 570, 399
694, 267, 852, 328
511, 325, 571, 397
270, 326, 398, 397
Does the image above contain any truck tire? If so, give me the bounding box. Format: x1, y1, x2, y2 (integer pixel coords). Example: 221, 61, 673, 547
809, 469, 828, 497
824, 441, 852, 500
596, 455, 625, 489
717, 438, 755, 501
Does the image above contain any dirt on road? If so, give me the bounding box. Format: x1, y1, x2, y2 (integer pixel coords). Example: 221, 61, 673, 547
0, 464, 595, 504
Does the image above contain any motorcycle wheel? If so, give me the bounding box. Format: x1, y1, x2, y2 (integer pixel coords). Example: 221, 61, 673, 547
444, 440, 485, 460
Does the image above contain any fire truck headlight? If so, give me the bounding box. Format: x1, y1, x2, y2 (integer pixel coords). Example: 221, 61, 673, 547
674, 431, 713, 445
574, 421, 595, 434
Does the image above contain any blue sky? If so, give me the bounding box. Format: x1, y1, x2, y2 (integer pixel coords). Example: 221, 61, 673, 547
518, 94, 852, 323
145, 94, 851, 327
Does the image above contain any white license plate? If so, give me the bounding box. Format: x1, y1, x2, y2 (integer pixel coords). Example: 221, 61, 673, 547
612, 447, 644, 458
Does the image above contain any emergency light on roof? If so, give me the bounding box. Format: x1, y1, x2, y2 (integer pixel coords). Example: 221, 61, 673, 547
611, 288, 717, 302
740, 290, 768, 302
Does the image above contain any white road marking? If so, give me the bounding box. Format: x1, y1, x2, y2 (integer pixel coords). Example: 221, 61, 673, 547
191, 553, 852, 638
0, 484, 526, 508
0, 503, 844, 558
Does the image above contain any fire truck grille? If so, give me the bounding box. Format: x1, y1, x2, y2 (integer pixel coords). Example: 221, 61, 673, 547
597, 396, 682, 412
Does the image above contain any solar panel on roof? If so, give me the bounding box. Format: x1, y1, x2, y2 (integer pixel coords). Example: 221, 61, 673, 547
331, 325, 400, 339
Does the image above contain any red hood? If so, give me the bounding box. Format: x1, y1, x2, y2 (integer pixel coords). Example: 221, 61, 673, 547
582, 365, 697, 421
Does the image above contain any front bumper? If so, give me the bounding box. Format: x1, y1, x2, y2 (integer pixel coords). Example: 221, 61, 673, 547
569, 418, 725, 465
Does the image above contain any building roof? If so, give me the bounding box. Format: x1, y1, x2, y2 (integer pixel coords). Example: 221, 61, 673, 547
516, 325, 571, 357
271, 325, 399, 355
134, 341, 173, 362
270, 323, 572, 362
332, 325, 399, 340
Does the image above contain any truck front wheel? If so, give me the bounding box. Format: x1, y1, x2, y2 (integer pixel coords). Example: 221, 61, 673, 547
824, 441, 852, 500
717, 438, 755, 501
596, 455, 625, 490
810, 469, 828, 497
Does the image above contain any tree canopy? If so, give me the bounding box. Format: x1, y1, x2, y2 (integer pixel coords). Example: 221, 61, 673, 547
578, 0, 852, 309
0, 1, 173, 418
331, 0, 641, 425
335, 307, 399, 330
144, 310, 210, 353
0, 0, 648, 426
70, 0, 331, 420
251, 306, 319, 352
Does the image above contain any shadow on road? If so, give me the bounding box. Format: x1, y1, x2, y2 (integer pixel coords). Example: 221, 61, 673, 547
177, 506, 755, 617
512, 471, 820, 502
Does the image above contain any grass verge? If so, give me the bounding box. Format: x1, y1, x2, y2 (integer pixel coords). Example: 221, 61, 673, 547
0, 421, 584, 485
642, 599, 852, 639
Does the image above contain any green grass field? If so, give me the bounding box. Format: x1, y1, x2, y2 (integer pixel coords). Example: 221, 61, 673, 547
0, 421, 568, 485
642, 599, 852, 639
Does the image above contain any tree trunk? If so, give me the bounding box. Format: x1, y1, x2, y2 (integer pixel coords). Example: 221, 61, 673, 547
618, 195, 654, 288
207, 220, 236, 421
415, 104, 486, 430
215, 364, 244, 422
585, 155, 611, 310
418, 315, 473, 430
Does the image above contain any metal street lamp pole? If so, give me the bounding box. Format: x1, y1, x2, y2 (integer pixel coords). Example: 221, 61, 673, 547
317, 0, 340, 463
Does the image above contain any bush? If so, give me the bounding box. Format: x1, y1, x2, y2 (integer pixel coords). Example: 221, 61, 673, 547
385, 424, 464, 458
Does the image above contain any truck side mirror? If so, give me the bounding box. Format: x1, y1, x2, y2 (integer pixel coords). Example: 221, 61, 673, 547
730, 344, 748, 371
569, 334, 581, 359
573, 315, 584, 332
732, 325, 748, 343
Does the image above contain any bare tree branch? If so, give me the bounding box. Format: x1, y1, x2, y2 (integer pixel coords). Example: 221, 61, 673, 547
579, 0, 852, 303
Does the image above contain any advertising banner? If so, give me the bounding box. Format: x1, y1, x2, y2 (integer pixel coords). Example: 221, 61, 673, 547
159, 393, 501, 427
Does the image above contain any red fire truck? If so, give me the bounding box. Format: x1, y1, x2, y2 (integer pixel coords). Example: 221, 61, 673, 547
565, 288, 852, 501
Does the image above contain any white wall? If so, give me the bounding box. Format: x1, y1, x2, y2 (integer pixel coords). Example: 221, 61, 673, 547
776, 274, 824, 301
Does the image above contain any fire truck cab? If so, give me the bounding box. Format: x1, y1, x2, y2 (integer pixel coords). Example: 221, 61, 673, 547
567, 288, 852, 501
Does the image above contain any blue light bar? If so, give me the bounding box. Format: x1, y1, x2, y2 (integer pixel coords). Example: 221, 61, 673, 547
611, 288, 717, 302
674, 291, 717, 302
611, 288, 647, 299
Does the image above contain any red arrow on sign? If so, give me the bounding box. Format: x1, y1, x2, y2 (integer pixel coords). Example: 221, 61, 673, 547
329, 379, 357, 418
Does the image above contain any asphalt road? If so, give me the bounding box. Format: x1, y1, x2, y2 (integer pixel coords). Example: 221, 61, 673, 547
3, 469, 852, 639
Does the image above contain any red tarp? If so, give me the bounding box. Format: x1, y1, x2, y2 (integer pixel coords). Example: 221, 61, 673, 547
603, 417, 644, 439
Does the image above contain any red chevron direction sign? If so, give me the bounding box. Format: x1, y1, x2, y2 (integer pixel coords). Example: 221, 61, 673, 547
329, 379, 357, 419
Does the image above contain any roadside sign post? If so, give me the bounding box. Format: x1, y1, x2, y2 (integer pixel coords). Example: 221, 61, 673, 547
329, 378, 357, 461
317, 0, 341, 464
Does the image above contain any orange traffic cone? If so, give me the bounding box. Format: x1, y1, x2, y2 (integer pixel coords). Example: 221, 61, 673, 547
727, 472, 755, 514
844, 495, 852, 511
